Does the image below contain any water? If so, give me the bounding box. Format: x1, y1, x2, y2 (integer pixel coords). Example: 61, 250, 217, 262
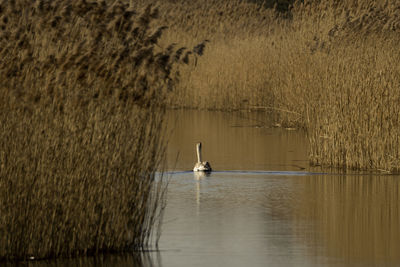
159, 110, 400, 267
23, 110, 400, 267
164, 109, 308, 172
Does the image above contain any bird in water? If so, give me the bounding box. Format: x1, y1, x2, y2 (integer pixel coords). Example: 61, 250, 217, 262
193, 142, 212, 172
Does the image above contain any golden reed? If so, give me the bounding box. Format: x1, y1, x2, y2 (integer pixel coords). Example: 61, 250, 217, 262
0, 0, 201, 261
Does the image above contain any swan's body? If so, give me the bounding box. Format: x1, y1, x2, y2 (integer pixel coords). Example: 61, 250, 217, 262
193, 142, 212, 172
194, 161, 212, 172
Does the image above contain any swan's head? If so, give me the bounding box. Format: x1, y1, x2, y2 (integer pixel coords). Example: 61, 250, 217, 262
196, 142, 202, 150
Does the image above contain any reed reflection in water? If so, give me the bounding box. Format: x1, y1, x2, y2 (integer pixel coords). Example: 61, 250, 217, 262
294, 175, 400, 266
160, 171, 400, 267
2, 252, 160, 267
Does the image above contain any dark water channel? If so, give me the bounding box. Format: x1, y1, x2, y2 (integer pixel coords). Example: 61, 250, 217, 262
23, 110, 400, 267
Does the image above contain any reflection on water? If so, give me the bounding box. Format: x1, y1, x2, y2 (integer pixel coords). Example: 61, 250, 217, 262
159, 172, 400, 267
21, 110, 400, 267
160, 171, 313, 267
3, 252, 159, 267
295, 175, 400, 266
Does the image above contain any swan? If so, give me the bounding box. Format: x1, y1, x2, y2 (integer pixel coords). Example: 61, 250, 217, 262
193, 142, 212, 172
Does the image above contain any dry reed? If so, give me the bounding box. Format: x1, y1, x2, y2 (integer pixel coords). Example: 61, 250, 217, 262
0, 0, 197, 261
147, 0, 400, 172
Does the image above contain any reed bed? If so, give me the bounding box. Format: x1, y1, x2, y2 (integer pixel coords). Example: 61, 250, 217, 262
0, 0, 195, 261
148, 0, 400, 172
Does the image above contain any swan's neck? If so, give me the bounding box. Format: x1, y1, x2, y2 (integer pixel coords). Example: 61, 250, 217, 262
196, 143, 202, 163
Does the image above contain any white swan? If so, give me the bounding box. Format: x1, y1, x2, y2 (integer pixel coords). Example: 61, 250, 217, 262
193, 142, 212, 172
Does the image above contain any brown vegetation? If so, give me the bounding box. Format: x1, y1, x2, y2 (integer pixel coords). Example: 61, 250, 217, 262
151, 0, 400, 172
1, 0, 399, 260
0, 0, 197, 261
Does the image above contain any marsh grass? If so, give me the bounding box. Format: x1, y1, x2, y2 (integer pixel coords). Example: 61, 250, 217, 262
150, 0, 400, 172
0, 0, 201, 261
0, 104, 166, 260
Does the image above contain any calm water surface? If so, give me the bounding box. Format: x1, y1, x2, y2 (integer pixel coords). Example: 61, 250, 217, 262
159, 110, 400, 267
24, 110, 400, 267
